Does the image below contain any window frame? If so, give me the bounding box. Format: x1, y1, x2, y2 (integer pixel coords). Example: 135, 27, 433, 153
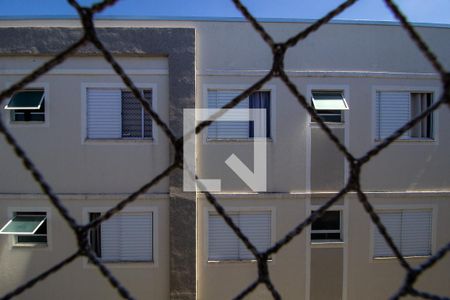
83, 206, 158, 267
81, 83, 158, 144
3, 83, 49, 127
372, 86, 439, 144
203, 84, 276, 142
310, 210, 343, 243
370, 205, 437, 261
307, 85, 350, 129
310, 90, 348, 123
205, 207, 275, 263
4, 207, 51, 249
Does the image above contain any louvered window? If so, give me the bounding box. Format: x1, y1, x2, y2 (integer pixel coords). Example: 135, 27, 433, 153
376, 91, 433, 140
89, 212, 153, 262
208, 211, 271, 261
207, 90, 271, 139
374, 210, 432, 258
87, 88, 152, 139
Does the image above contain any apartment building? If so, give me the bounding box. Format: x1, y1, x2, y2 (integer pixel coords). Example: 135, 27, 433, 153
0, 18, 449, 300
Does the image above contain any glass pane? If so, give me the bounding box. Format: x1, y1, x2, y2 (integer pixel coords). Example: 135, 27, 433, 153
122, 91, 143, 138
311, 232, 341, 241
0, 215, 46, 234
11, 100, 45, 122
143, 90, 153, 138
315, 109, 343, 123
312, 91, 348, 110
6, 90, 44, 109
311, 211, 340, 231
17, 235, 47, 244
12, 112, 26, 121
89, 213, 102, 258
312, 91, 343, 100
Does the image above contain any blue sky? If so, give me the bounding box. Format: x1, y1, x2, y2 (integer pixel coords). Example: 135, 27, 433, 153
0, 0, 449, 25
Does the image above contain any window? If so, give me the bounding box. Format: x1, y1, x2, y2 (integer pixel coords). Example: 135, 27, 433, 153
376, 91, 433, 140
0, 211, 47, 245
207, 90, 271, 139
89, 211, 153, 262
208, 211, 271, 261
311, 210, 342, 242
4, 90, 45, 122
374, 210, 432, 258
311, 91, 348, 123
87, 88, 152, 139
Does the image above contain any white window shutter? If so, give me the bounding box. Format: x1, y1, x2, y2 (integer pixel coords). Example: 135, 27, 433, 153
208, 213, 240, 260
208, 211, 271, 260
208, 90, 249, 139
401, 210, 432, 257
374, 212, 401, 257
101, 212, 153, 262
376, 91, 410, 140
87, 88, 122, 139
239, 212, 271, 260
101, 215, 121, 261
119, 213, 153, 261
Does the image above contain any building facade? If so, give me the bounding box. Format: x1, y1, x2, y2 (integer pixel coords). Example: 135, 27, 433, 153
0, 18, 449, 300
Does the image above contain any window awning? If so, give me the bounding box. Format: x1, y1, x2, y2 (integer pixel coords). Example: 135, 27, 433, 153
0, 215, 46, 235
312, 91, 349, 110
4, 90, 45, 110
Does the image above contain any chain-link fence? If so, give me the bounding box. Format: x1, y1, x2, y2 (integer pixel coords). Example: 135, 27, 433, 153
0, 0, 450, 299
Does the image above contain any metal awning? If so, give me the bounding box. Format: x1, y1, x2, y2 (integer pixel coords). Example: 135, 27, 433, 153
4, 90, 45, 110
0, 215, 46, 235
312, 91, 349, 110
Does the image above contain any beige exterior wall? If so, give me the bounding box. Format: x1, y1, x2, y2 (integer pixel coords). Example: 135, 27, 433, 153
197, 194, 308, 300
0, 195, 170, 300
0, 56, 170, 194
0, 19, 449, 300
310, 248, 343, 300
346, 193, 450, 299
311, 127, 345, 192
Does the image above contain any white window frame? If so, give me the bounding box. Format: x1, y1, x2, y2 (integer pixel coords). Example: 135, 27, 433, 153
202, 84, 276, 143
308, 205, 346, 248
370, 205, 437, 261
307, 85, 350, 127
3, 82, 50, 128
310, 210, 343, 243
372, 86, 440, 144
82, 206, 158, 268
204, 206, 275, 263
81, 83, 158, 144
5, 207, 52, 250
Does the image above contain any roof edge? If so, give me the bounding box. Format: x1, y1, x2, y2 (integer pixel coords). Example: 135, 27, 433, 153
0, 15, 449, 29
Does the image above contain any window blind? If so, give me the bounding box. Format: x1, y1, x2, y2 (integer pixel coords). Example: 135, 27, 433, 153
208, 211, 271, 260
207, 90, 250, 139
376, 91, 410, 140
87, 88, 122, 139
374, 210, 432, 258
101, 212, 153, 262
